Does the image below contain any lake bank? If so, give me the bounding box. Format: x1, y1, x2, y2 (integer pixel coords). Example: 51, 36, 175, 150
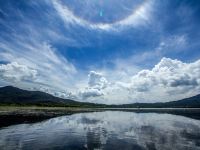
1, 106, 200, 128
0, 106, 102, 127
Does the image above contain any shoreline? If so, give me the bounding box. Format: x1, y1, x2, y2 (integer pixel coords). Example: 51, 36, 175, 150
1, 106, 200, 128
0, 106, 101, 128
1, 106, 200, 116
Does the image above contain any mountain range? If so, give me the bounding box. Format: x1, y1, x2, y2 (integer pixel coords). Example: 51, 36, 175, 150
0, 86, 200, 108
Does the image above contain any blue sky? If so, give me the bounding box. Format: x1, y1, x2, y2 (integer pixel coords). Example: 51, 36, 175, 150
0, 0, 200, 104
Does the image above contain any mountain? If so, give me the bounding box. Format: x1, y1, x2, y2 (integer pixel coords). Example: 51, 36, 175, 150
0, 86, 200, 108
0, 86, 97, 107
162, 94, 200, 108
114, 94, 200, 108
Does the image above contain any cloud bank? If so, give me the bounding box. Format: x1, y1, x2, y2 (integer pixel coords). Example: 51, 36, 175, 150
0, 62, 37, 83
0, 57, 200, 104
74, 58, 200, 104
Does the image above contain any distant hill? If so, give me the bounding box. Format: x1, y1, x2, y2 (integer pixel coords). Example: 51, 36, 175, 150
0, 86, 99, 107
114, 94, 200, 108
0, 86, 200, 108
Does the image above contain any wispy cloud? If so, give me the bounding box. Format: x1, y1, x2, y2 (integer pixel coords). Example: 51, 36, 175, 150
52, 0, 154, 31
0, 1, 77, 92
0, 40, 77, 91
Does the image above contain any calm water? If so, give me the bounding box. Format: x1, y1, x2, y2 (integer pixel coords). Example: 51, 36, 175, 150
0, 111, 200, 150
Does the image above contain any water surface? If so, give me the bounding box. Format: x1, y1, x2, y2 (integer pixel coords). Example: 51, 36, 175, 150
0, 111, 200, 150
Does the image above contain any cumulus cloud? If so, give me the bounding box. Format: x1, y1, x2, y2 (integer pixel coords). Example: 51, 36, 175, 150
121, 58, 200, 102
0, 62, 38, 82
130, 57, 200, 91
88, 71, 108, 90
79, 88, 103, 99
77, 71, 108, 100
75, 58, 200, 104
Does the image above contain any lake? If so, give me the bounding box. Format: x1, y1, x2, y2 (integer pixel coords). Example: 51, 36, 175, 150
0, 111, 200, 150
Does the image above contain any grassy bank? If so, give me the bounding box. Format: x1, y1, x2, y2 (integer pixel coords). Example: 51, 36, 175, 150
0, 106, 100, 116
0, 106, 102, 128
1, 106, 200, 128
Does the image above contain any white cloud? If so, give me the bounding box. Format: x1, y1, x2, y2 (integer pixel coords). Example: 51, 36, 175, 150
75, 71, 108, 100
79, 88, 103, 99
75, 58, 200, 104
0, 62, 37, 82
52, 0, 154, 31
130, 58, 200, 91
126, 58, 200, 102
88, 71, 108, 90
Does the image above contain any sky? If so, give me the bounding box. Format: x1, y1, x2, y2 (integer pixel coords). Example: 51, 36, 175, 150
0, 0, 200, 104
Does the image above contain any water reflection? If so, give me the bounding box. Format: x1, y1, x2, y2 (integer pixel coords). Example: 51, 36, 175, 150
0, 111, 200, 150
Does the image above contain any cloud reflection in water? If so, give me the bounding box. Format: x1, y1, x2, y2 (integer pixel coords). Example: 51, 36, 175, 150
0, 111, 200, 150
